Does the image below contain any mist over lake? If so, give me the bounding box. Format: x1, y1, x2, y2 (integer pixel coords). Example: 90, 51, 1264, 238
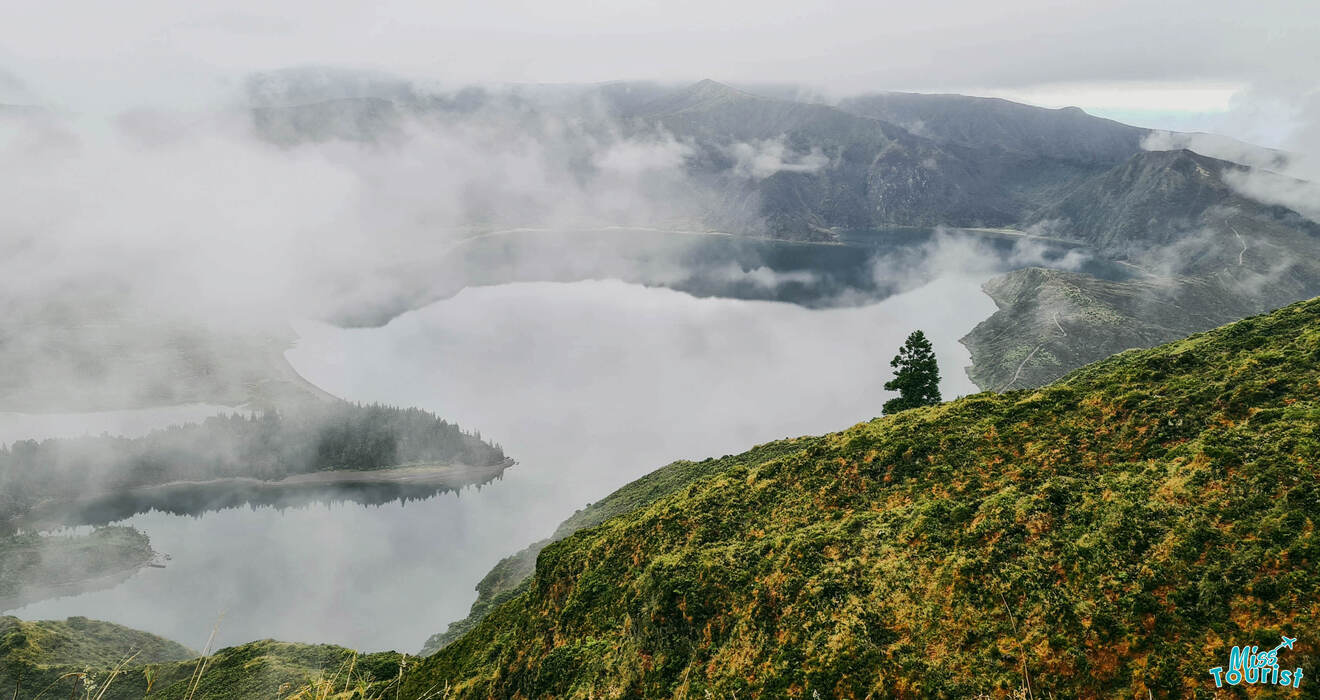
3, 2, 1317, 693
8, 276, 993, 650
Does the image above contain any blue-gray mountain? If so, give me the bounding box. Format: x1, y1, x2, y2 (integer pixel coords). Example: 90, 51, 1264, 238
250, 76, 1320, 390
7, 76, 1318, 409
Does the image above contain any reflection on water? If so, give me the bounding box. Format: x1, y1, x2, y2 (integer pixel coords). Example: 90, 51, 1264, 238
330, 225, 1109, 325
10, 276, 996, 652
10, 494, 516, 652
17, 462, 512, 532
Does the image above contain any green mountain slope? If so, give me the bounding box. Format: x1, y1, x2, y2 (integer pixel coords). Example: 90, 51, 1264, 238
0, 616, 194, 669
404, 297, 1320, 698
0, 619, 409, 700
419, 441, 809, 656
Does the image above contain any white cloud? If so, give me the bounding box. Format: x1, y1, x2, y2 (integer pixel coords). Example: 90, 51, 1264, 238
728, 138, 830, 179
593, 134, 691, 176
1142, 85, 1320, 224
1141, 130, 1287, 170
4, 0, 1316, 117
0, 104, 709, 326
1223, 168, 1320, 223
984, 82, 1241, 114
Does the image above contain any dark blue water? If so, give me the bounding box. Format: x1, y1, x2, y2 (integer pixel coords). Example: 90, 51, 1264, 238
333, 226, 1123, 326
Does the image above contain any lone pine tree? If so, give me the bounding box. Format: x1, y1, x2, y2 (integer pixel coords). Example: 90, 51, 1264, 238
883, 330, 941, 414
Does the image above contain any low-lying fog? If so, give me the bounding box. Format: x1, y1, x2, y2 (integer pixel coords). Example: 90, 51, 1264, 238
0, 404, 231, 445
10, 275, 994, 652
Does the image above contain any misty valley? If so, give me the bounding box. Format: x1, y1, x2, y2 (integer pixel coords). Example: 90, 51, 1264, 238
0, 223, 1097, 646
5, 270, 1002, 651
3, 62, 1320, 698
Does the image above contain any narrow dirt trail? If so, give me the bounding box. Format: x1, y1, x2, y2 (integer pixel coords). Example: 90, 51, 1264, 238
1226, 220, 1248, 266
1001, 343, 1043, 391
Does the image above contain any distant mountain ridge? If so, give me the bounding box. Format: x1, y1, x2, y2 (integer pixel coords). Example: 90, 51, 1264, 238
961, 147, 1320, 390
247, 77, 1311, 248
1027, 148, 1320, 254
243, 76, 1320, 393
248, 77, 1151, 236
837, 91, 1146, 164
16, 74, 1317, 409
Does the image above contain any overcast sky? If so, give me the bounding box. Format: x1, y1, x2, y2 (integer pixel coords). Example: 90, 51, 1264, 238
2, 0, 1317, 144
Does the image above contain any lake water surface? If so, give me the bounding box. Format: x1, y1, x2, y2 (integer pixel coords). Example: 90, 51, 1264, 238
10, 275, 996, 652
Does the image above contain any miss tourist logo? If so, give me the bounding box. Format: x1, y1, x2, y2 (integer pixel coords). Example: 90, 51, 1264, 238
1209, 635, 1303, 689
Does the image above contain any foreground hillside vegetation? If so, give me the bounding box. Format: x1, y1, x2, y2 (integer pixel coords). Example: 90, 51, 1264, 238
0, 617, 412, 700
405, 297, 1320, 698
4, 298, 1317, 698
420, 442, 810, 656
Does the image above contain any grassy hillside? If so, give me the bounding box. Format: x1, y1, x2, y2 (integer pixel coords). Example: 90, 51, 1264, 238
404, 297, 1320, 698
1, 616, 192, 698
420, 441, 809, 656
0, 616, 194, 669
0, 619, 411, 700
